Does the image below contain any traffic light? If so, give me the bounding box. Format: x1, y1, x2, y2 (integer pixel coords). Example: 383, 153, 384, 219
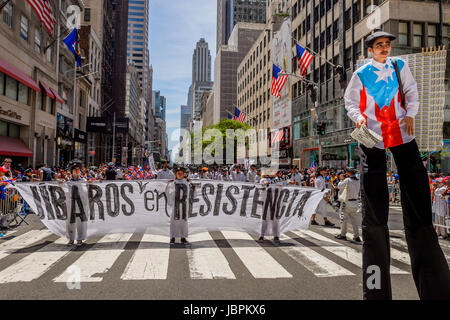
316, 122, 326, 136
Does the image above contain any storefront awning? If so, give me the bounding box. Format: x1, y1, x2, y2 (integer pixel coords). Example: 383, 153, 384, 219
0, 136, 33, 158
39, 80, 55, 99
0, 57, 40, 92
50, 87, 64, 104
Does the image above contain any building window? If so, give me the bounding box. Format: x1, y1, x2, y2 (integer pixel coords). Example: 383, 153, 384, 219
398, 22, 409, 46
428, 24, 437, 47
35, 29, 42, 53
20, 16, 28, 41
2, 2, 12, 28
84, 8, 91, 22
18, 83, 29, 105
5, 75, 17, 100
413, 23, 423, 48
46, 41, 52, 62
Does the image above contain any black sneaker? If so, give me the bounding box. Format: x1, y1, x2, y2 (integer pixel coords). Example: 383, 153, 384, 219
324, 220, 335, 227
311, 220, 319, 226
353, 237, 362, 243
335, 234, 347, 240
181, 238, 190, 245
170, 238, 175, 244
258, 236, 264, 241
274, 237, 281, 244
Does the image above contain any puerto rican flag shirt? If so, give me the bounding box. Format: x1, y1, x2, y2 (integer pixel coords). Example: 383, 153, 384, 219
344, 57, 419, 149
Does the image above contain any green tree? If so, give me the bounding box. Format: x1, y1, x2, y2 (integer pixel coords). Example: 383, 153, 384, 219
191, 119, 254, 163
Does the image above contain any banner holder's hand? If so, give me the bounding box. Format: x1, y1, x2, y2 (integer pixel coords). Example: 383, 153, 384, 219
400, 116, 414, 136
355, 118, 367, 129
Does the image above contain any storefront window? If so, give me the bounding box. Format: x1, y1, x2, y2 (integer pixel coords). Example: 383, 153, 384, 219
18, 82, 29, 105
301, 120, 309, 138
5, 75, 17, 100
294, 122, 300, 140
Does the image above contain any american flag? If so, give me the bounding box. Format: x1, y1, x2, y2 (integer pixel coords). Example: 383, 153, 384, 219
296, 44, 314, 76
233, 107, 246, 123
271, 130, 285, 144
272, 64, 288, 98
27, 0, 56, 35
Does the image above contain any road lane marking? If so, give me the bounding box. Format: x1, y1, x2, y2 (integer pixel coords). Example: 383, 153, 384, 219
292, 230, 409, 274
0, 238, 74, 283
278, 234, 354, 277
53, 233, 133, 283
186, 232, 235, 280
0, 230, 53, 261
121, 233, 170, 280
320, 228, 412, 265
221, 231, 292, 279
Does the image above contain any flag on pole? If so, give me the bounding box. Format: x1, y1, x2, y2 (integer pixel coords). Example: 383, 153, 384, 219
271, 64, 288, 98
296, 44, 314, 76
63, 28, 82, 67
233, 107, 246, 123
228, 113, 233, 120
26, 0, 56, 35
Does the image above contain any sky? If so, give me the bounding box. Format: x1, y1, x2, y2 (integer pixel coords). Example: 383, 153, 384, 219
149, 0, 217, 155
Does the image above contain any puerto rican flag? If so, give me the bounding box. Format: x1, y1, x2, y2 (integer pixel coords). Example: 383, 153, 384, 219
27, 0, 56, 35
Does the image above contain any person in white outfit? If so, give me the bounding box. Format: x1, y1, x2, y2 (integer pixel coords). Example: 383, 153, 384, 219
157, 161, 175, 180
311, 167, 335, 227
165, 167, 191, 245
247, 165, 257, 183
230, 164, 246, 182
258, 175, 281, 243
335, 167, 362, 243
433, 178, 449, 239
66, 164, 87, 246
289, 167, 303, 186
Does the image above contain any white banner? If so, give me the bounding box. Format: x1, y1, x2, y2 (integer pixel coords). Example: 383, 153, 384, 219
272, 18, 292, 130
13, 180, 325, 239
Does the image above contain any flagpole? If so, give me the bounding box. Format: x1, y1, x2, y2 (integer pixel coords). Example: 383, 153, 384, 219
292, 36, 340, 69
0, 0, 11, 13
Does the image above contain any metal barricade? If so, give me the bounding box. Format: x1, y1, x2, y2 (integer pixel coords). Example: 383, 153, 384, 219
0, 186, 27, 229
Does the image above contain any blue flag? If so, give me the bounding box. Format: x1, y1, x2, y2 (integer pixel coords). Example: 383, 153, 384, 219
228, 113, 233, 119
63, 28, 82, 67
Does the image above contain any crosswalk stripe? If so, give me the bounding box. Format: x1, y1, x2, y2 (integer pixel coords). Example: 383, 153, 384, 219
278, 234, 354, 277
121, 233, 170, 280
187, 232, 235, 279
292, 230, 409, 274
0, 230, 53, 261
221, 231, 292, 279
0, 238, 74, 283
53, 233, 133, 283
320, 228, 412, 265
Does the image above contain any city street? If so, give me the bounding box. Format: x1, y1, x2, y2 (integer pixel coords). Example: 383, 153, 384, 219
0, 206, 448, 300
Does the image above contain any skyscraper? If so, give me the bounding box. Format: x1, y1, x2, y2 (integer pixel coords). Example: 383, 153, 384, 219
216, 0, 267, 52
127, 0, 150, 99
192, 38, 212, 83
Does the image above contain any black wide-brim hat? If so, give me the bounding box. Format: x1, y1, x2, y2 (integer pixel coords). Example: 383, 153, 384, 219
345, 167, 357, 174
365, 30, 396, 47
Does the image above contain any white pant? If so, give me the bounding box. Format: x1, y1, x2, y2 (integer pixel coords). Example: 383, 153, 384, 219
315, 199, 328, 219
340, 204, 359, 238
66, 218, 87, 241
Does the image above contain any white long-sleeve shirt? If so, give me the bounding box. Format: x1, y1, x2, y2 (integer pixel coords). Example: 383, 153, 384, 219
338, 177, 361, 208
344, 57, 419, 149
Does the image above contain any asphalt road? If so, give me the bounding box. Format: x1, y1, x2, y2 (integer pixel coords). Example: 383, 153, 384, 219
0, 206, 448, 300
